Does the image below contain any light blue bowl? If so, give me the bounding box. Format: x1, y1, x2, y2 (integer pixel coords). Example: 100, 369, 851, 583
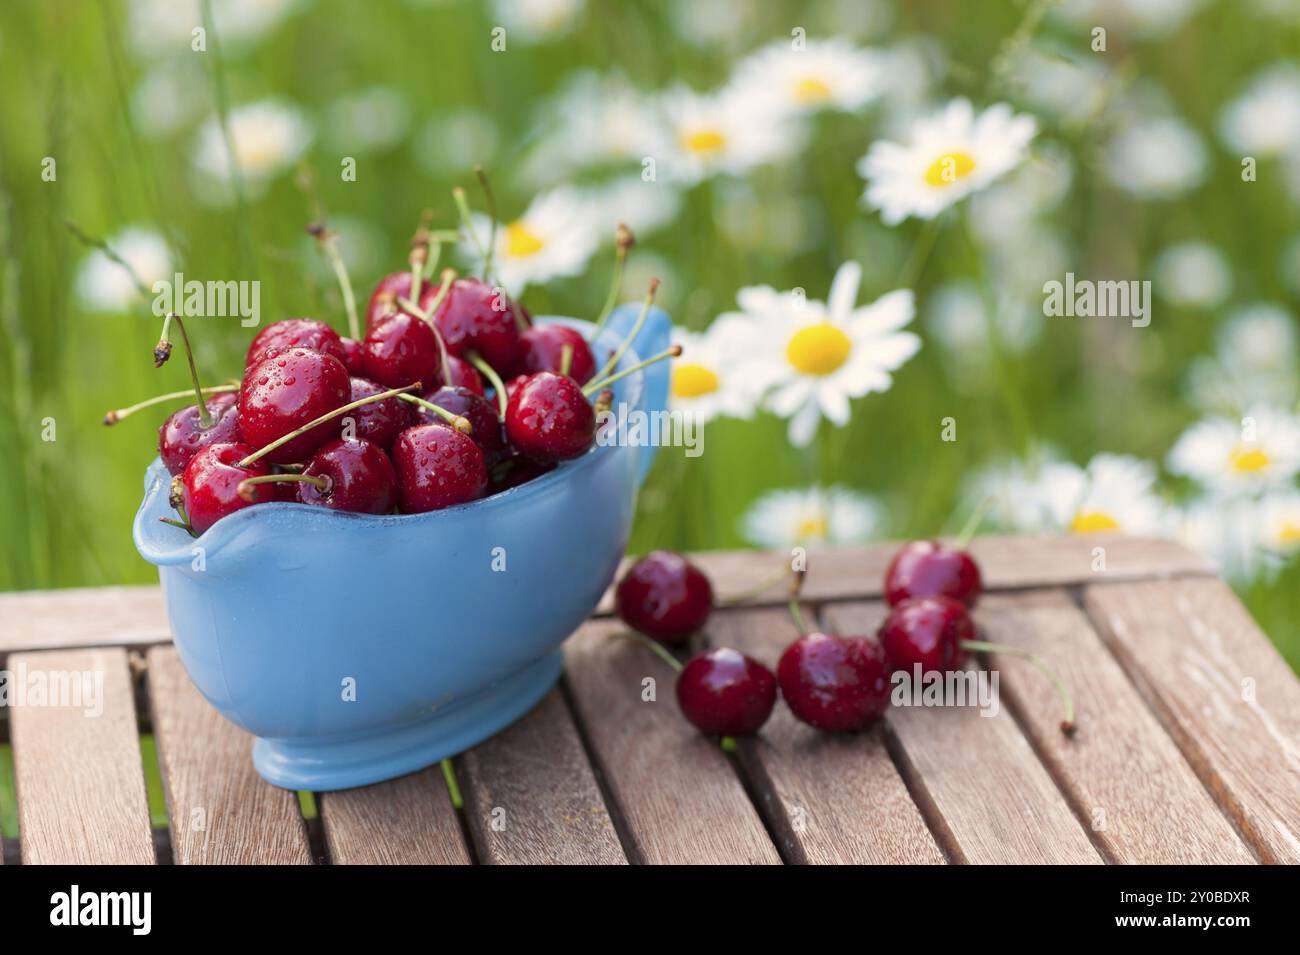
134, 305, 670, 790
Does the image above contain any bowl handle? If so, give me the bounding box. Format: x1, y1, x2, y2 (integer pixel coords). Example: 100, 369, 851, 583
604, 302, 672, 486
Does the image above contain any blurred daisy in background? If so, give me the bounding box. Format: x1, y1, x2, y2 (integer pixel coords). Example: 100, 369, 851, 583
730, 38, 885, 118
464, 187, 598, 294
731, 261, 920, 447
925, 280, 1040, 383
1104, 116, 1206, 199
857, 99, 1036, 225
668, 0, 758, 51
130, 60, 206, 139
1152, 241, 1231, 308
414, 109, 499, 176
1041, 454, 1170, 536
580, 177, 682, 238
1185, 304, 1297, 412
191, 100, 313, 204
490, 0, 584, 42
324, 86, 409, 155
1258, 491, 1300, 560
969, 145, 1073, 242
964, 450, 1066, 532
75, 227, 173, 313
1178, 495, 1261, 582
1167, 404, 1300, 494
1218, 63, 1300, 158
1006, 48, 1110, 126
1052, 0, 1205, 39
668, 317, 762, 425
126, 0, 303, 57
653, 84, 803, 186
741, 486, 881, 549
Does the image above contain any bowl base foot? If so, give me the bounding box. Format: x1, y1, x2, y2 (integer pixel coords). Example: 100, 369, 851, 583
251, 650, 564, 791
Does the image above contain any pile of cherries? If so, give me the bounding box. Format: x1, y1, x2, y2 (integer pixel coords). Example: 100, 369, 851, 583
615, 540, 1074, 738
109, 217, 669, 536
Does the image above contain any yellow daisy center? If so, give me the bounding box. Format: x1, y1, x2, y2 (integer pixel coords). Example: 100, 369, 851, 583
505, 221, 545, 258
671, 363, 720, 399
1071, 511, 1121, 534
1278, 521, 1300, 544
786, 323, 852, 376
793, 76, 832, 104
682, 128, 727, 156
924, 151, 977, 188
796, 516, 828, 540
1229, 445, 1271, 473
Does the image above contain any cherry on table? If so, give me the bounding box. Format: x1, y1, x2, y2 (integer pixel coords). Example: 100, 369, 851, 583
877, 595, 975, 675
360, 312, 445, 390
884, 539, 983, 609
676, 647, 777, 736
420, 385, 507, 466
181, 442, 271, 534
296, 437, 397, 514
392, 423, 488, 512
777, 632, 890, 732
615, 550, 714, 645
238, 347, 351, 464
504, 371, 595, 464
346, 377, 414, 451
245, 318, 346, 368
159, 392, 242, 476
515, 324, 596, 384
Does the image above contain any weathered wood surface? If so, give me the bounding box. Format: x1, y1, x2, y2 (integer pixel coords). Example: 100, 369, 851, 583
319, 767, 472, 865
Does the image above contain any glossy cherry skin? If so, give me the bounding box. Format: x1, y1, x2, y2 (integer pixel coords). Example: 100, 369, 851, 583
345, 377, 414, 451
491, 455, 555, 492
505, 372, 595, 464
515, 325, 596, 384
365, 271, 412, 329
615, 550, 714, 645
877, 596, 974, 676
676, 647, 778, 736
181, 442, 271, 535
297, 437, 397, 514
430, 276, 521, 371
445, 354, 484, 396
238, 347, 351, 464
158, 393, 242, 476
392, 423, 488, 512
245, 318, 346, 367
360, 312, 445, 390
339, 337, 366, 376
420, 385, 508, 466
777, 632, 890, 732
884, 540, 983, 609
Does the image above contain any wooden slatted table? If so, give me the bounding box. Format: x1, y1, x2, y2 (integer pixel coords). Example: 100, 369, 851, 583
1, 535, 1297, 865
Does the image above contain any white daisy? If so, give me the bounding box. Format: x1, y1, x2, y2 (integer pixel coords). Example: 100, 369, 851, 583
926, 280, 1039, 379
191, 100, 313, 203
730, 262, 920, 447
653, 83, 803, 186
857, 98, 1037, 225
1041, 454, 1171, 536
1104, 116, 1206, 199
1218, 63, 1300, 157
1177, 495, 1262, 583
730, 38, 885, 117
668, 0, 757, 50
464, 187, 598, 295
414, 110, 499, 176
964, 450, 1068, 533
668, 316, 762, 425
580, 176, 682, 238
126, 0, 301, 57
324, 86, 409, 155
490, 0, 584, 42
131, 60, 205, 139
1258, 491, 1300, 558
741, 486, 881, 550
1052, 0, 1204, 39
1152, 241, 1231, 308
1007, 48, 1109, 125
75, 227, 173, 313
1167, 404, 1300, 494
1186, 304, 1297, 412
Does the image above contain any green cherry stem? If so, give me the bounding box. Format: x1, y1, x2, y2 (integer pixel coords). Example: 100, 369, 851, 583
104, 383, 239, 426
620, 629, 683, 672
718, 561, 794, 606
474, 166, 499, 282
398, 266, 458, 383
155, 313, 212, 428
409, 215, 431, 302
581, 344, 680, 398
236, 472, 329, 503
593, 278, 658, 383
467, 351, 509, 418
239, 381, 423, 468
954, 495, 995, 551
588, 223, 635, 344
309, 224, 361, 340
787, 567, 810, 635
396, 392, 474, 434
159, 516, 197, 537
559, 343, 574, 378
961, 639, 1076, 736
452, 186, 489, 267
441, 758, 463, 810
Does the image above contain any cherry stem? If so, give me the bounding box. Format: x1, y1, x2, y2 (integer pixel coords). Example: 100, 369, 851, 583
954, 496, 995, 551
64, 220, 151, 297
787, 566, 810, 634
582, 344, 680, 397
398, 266, 457, 383
467, 352, 509, 418
619, 629, 682, 672
559, 343, 574, 378
159, 516, 197, 537
104, 383, 238, 426
588, 223, 634, 343
396, 392, 474, 434
409, 211, 432, 302
440, 758, 463, 810
593, 278, 659, 383
239, 382, 422, 467
237, 472, 329, 503
474, 166, 498, 281
310, 225, 361, 340
960, 639, 1077, 736
156, 313, 212, 428
718, 561, 793, 606
452, 186, 490, 277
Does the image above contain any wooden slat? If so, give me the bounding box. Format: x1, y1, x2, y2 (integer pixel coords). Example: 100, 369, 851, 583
147, 646, 312, 864
458, 688, 626, 864
1083, 578, 1300, 863
0, 585, 168, 655
319, 767, 472, 864
564, 618, 781, 864
9, 647, 154, 864
977, 591, 1255, 863
706, 607, 945, 864
825, 602, 1102, 864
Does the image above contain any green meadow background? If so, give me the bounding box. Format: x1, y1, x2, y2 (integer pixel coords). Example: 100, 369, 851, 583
0, 0, 1296, 672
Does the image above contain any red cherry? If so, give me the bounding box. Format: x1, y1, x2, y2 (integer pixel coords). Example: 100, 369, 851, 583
777, 632, 890, 732
430, 276, 521, 371
238, 347, 351, 464
360, 312, 445, 390
884, 540, 983, 608
297, 437, 397, 514
181, 442, 271, 534
392, 423, 488, 512
676, 647, 777, 736
515, 325, 596, 384
365, 271, 411, 329
339, 336, 366, 375
615, 550, 713, 645
504, 372, 595, 464
504, 374, 529, 403
445, 354, 484, 396
346, 377, 414, 451
245, 318, 346, 367
877, 596, 975, 676
158, 393, 242, 476
420, 385, 507, 466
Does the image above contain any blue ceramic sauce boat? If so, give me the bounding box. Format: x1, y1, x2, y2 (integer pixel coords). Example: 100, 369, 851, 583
134, 304, 671, 790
